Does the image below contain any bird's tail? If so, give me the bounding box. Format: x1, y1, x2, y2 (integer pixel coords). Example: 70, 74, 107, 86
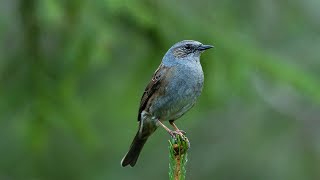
121, 131, 148, 167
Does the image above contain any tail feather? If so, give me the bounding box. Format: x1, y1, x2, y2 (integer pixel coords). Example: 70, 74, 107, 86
121, 132, 148, 167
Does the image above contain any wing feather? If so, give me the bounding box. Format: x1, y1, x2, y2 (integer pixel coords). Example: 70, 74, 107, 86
137, 64, 172, 121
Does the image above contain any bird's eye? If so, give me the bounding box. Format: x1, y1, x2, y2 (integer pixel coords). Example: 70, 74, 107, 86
185, 44, 191, 50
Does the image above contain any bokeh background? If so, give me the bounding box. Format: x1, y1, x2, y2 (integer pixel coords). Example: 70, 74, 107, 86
1, 0, 320, 179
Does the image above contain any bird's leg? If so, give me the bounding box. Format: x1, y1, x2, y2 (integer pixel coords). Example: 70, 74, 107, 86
169, 121, 181, 131
157, 120, 179, 138
157, 120, 172, 133
169, 121, 186, 135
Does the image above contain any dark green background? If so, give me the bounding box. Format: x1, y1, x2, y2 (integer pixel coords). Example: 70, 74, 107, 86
1, 0, 320, 179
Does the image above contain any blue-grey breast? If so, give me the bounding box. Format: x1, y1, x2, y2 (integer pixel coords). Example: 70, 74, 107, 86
121, 40, 213, 167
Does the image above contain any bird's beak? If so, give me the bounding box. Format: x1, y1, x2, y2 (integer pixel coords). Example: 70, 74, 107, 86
198, 44, 214, 51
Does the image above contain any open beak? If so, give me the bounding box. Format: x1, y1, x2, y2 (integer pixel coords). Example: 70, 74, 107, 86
198, 44, 214, 51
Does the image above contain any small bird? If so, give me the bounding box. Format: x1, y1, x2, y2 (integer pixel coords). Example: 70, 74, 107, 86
121, 40, 213, 167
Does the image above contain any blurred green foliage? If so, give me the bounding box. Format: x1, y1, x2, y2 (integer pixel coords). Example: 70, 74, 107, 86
0, 0, 320, 179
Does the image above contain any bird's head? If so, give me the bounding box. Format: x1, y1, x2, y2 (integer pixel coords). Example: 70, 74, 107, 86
162, 40, 213, 65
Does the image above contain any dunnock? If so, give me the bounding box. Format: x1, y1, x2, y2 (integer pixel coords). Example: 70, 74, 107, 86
121, 40, 213, 167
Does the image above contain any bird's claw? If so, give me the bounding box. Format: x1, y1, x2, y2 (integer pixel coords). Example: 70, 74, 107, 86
169, 130, 190, 149
177, 130, 186, 135
168, 130, 187, 141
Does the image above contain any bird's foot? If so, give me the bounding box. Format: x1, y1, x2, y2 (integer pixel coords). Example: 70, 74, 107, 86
169, 130, 190, 149
177, 129, 186, 135
168, 130, 187, 140
170, 130, 186, 137
169, 122, 186, 135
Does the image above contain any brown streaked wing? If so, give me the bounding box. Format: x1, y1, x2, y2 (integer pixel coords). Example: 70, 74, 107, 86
137, 64, 172, 121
